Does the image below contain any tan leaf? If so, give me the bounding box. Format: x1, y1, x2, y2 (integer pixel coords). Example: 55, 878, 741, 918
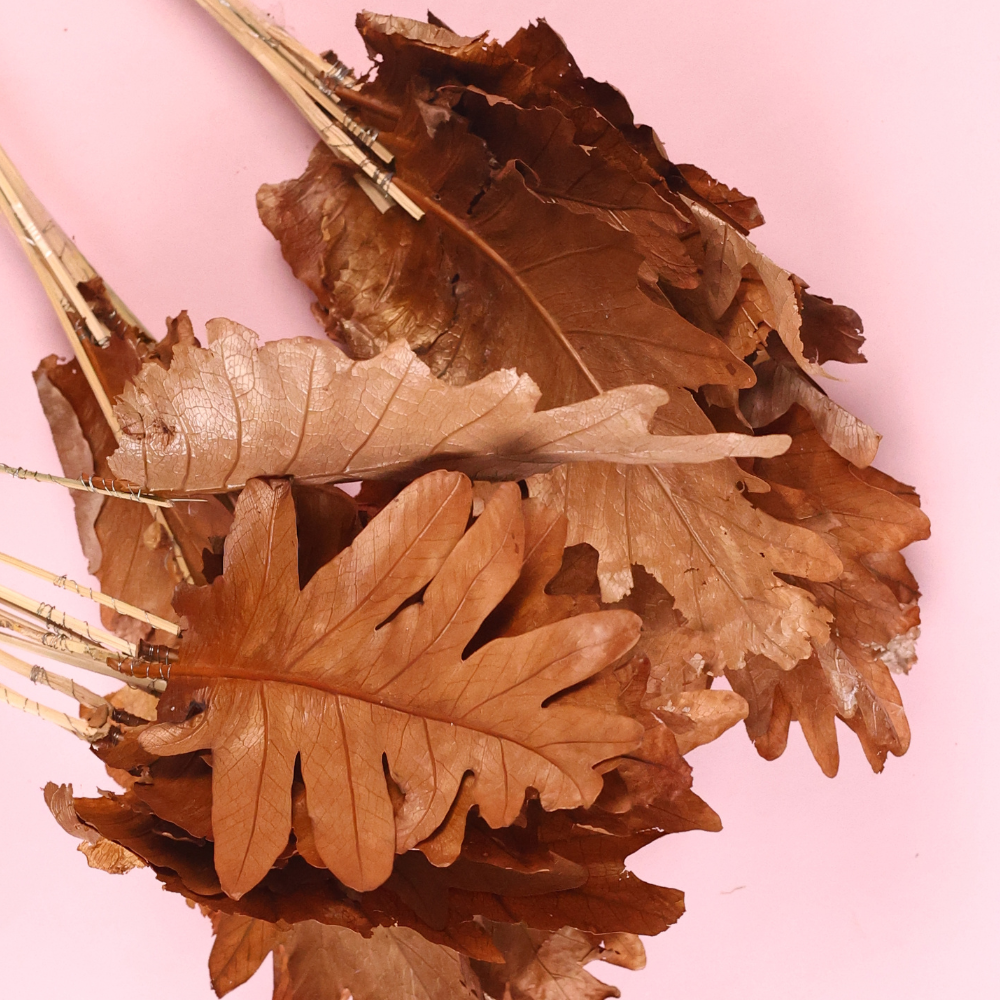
686, 198, 826, 378
475, 922, 620, 1000
273, 921, 483, 1000
139, 472, 643, 896
78, 837, 146, 875
528, 394, 842, 668
741, 359, 881, 468
108, 322, 789, 494
730, 406, 930, 772
653, 690, 749, 756
209, 912, 285, 996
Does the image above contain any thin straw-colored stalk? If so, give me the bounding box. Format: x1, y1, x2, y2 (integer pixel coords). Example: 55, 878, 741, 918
206, 0, 395, 163
0, 629, 164, 693
0, 608, 116, 660
0, 149, 195, 585
0, 647, 109, 712
0, 680, 107, 742
191, 0, 424, 220
0, 153, 112, 349
0, 582, 136, 657
0, 463, 175, 508
0, 550, 181, 636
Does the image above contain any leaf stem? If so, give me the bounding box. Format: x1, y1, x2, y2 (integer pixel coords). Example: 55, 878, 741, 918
0, 679, 108, 742
0, 550, 182, 636
0, 582, 136, 657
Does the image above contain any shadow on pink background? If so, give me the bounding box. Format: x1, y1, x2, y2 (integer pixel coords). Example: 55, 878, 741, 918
0, 2, 995, 997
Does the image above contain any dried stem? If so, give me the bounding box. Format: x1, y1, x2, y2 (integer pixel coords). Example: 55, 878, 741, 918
0, 679, 108, 741
0, 463, 175, 508
0, 550, 182, 636
190, 0, 423, 220
0, 647, 109, 712
0, 146, 195, 585
0, 582, 136, 657
0, 609, 165, 692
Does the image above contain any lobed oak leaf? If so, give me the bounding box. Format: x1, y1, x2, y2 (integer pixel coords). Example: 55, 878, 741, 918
139, 471, 644, 897
729, 406, 930, 772
528, 392, 843, 666
107, 321, 789, 495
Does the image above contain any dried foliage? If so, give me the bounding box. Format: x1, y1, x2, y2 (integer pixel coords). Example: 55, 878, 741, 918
15, 10, 928, 1000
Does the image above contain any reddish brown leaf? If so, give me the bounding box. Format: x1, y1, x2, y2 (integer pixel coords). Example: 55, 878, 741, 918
140, 472, 643, 896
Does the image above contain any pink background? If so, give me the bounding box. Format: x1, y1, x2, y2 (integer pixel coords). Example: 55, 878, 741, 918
0, 1, 996, 996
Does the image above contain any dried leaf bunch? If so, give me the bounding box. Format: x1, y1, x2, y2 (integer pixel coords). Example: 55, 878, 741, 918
4, 9, 928, 1000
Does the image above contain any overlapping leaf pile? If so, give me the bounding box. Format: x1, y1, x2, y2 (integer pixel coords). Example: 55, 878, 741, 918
36, 12, 928, 1000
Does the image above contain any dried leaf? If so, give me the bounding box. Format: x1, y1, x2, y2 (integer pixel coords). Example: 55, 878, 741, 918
456, 89, 699, 289
209, 912, 285, 996
258, 105, 752, 404
140, 472, 643, 896
108, 322, 789, 494
78, 837, 146, 874
44, 782, 146, 873
528, 392, 843, 666
273, 921, 483, 1000
673, 164, 764, 232
741, 357, 881, 468
729, 406, 930, 772
34, 307, 233, 643
685, 199, 824, 378
474, 922, 619, 1000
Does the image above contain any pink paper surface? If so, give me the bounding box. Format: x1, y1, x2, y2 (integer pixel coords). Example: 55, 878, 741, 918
0, 1, 996, 997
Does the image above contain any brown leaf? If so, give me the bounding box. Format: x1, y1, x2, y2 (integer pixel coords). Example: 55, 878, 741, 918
456, 89, 699, 289
528, 392, 843, 665
108, 322, 788, 494
729, 406, 930, 772
797, 284, 866, 366
140, 472, 643, 896
209, 912, 285, 997
34, 309, 233, 644
741, 357, 881, 468
474, 922, 620, 1000
258, 106, 752, 403
273, 921, 483, 1000
673, 164, 764, 232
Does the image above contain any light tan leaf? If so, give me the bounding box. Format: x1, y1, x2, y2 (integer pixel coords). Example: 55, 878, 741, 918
209, 912, 285, 997
272, 921, 483, 1000
140, 472, 643, 896
652, 690, 749, 755
475, 922, 620, 1000
529, 394, 843, 669
686, 198, 826, 378
741, 359, 881, 468
109, 322, 787, 494
78, 837, 146, 874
